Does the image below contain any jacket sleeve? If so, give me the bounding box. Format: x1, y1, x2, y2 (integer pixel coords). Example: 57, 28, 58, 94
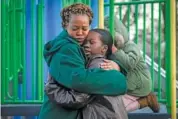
49, 43, 127, 96
110, 42, 141, 71
88, 58, 105, 69
45, 77, 94, 109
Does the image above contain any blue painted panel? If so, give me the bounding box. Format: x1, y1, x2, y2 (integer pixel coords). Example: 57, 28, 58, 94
90, 0, 98, 28
43, 0, 63, 83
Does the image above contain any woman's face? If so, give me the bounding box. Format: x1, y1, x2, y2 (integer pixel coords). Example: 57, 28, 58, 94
84, 31, 107, 57
66, 14, 90, 45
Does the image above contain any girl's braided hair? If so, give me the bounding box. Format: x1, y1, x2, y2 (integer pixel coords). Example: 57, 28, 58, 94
60, 3, 93, 28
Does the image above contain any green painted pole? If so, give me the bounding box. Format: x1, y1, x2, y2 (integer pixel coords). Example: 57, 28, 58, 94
16, 0, 21, 76
5, 100, 43, 104
1, 0, 5, 104
22, 0, 26, 102
31, 0, 35, 100
165, 0, 171, 114
6, 1, 11, 102
135, 4, 138, 44
9, 2, 13, 97
127, 5, 130, 34
8, 0, 12, 103
151, 3, 154, 91
104, 0, 165, 5
109, 0, 114, 37
86, 0, 90, 6
13, 0, 18, 101
119, 5, 122, 20
41, 0, 45, 100
158, 3, 162, 101
37, 0, 44, 101
143, 3, 146, 60
166, 0, 177, 118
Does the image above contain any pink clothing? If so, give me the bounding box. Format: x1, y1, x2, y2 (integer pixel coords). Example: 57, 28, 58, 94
122, 94, 140, 112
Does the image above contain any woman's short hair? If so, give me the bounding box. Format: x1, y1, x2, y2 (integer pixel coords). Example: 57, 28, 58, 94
60, 3, 93, 28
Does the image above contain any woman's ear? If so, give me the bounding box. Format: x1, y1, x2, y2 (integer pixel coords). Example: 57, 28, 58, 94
65, 23, 69, 29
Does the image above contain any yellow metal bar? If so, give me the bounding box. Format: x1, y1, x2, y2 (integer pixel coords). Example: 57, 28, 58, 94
170, 0, 176, 118
98, 0, 104, 28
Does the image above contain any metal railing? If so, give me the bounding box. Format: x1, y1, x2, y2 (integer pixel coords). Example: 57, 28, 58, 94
1, 1, 177, 118
104, 0, 176, 118
1, 0, 44, 104
105, 0, 166, 103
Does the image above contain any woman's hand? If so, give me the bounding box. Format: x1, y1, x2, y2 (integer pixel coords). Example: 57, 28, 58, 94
100, 59, 120, 71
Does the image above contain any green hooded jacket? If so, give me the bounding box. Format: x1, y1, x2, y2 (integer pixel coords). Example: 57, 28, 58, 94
110, 40, 152, 97
104, 16, 152, 97
107, 20, 152, 97
38, 30, 127, 119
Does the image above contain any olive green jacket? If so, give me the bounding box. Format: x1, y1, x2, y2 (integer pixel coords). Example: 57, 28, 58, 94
110, 40, 152, 97
105, 15, 152, 97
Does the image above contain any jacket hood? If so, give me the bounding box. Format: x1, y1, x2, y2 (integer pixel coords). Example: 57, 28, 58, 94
104, 15, 129, 49
104, 15, 129, 43
43, 30, 78, 66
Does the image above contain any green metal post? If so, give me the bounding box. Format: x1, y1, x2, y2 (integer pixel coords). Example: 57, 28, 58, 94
105, 0, 165, 5
143, 3, 146, 60
158, 3, 162, 101
86, 0, 90, 6
109, 0, 114, 37
13, 0, 18, 102
165, 0, 171, 113
151, 3, 154, 90
5, 100, 43, 104
31, 0, 35, 100
135, 4, 138, 43
6, 0, 10, 103
62, 0, 90, 7
16, 0, 20, 77
8, 0, 12, 103
37, 0, 44, 101
119, 5, 122, 20
9, 1, 13, 101
1, 0, 5, 104
22, 0, 26, 102
75, 0, 82, 3
166, 0, 177, 117
16, 0, 23, 84
127, 5, 130, 34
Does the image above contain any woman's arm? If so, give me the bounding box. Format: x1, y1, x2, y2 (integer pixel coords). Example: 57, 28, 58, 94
49, 43, 127, 96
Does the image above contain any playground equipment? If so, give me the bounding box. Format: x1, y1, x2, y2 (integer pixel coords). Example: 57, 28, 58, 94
1, 0, 177, 119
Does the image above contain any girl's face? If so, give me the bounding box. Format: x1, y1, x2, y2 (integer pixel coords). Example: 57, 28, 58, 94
66, 14, 90, 45
84, 31, 107, 57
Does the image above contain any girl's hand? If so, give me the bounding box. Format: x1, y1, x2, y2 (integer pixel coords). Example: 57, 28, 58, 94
100, 59, 120, 71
